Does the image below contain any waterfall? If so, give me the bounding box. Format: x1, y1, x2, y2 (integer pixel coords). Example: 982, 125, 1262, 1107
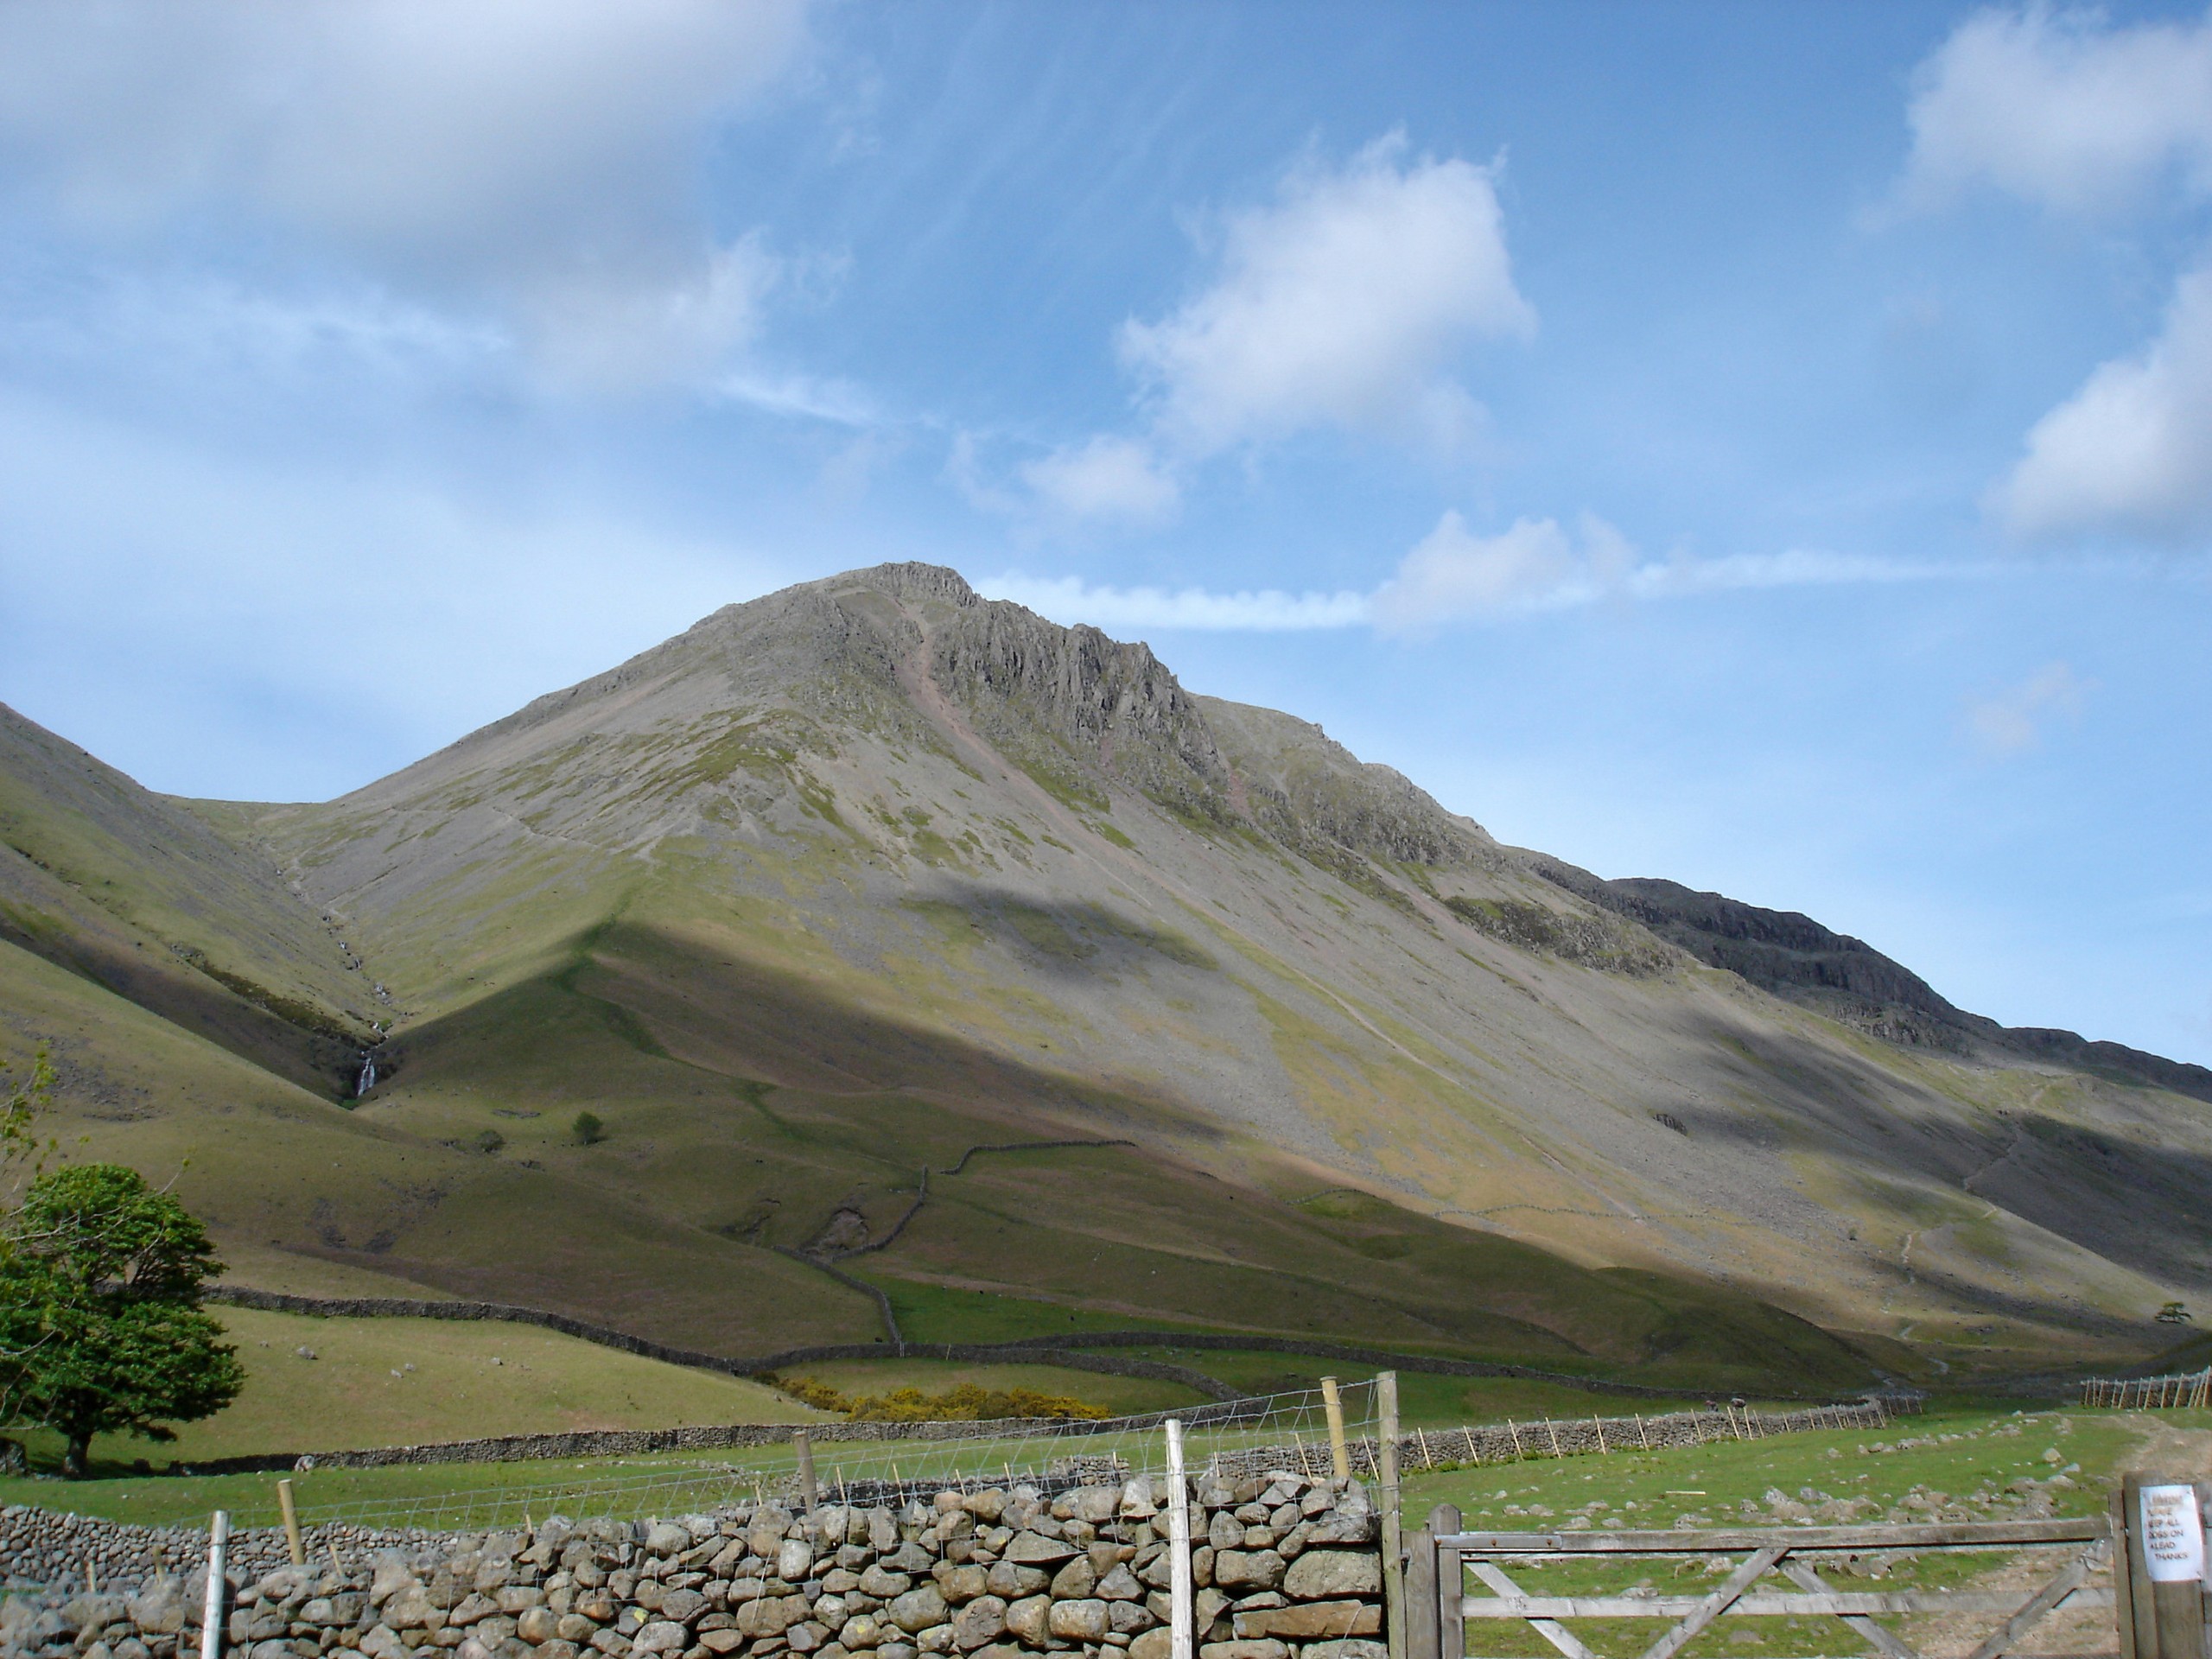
355, 1052, 378, 1096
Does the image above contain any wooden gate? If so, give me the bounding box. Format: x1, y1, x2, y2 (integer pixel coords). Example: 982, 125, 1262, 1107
1402, 1509, 2116, 1659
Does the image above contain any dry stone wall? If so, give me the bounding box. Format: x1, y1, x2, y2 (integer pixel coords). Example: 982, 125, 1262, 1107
172, 1401, 1889, 1483
0, 1473, 1382, 1659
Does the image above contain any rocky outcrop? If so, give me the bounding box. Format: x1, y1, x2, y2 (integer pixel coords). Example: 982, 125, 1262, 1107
1528, 856, 2212, 1100
1527, 861, 1961, 1020
1198, 702, 1494, 874
931, 605, 1233, 824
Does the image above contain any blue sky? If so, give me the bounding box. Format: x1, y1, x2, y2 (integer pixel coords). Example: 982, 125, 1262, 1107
1, 2, 2208, 1065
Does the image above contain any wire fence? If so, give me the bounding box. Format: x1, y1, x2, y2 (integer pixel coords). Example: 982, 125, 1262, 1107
2079, 1366, 2211, 1408
253, 1380, 1384, 1538
99, 1382, 1893, 1540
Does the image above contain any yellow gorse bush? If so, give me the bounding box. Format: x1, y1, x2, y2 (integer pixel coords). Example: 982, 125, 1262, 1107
766, 1375, 1110, 1421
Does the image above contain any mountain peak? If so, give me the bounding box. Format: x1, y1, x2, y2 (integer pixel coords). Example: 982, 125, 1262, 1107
835, 561, 981, 608
5, 560, 2209, 1382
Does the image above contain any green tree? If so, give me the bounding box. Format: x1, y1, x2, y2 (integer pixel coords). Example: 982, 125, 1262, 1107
0, 1164, 244, 1477
572, 1110, 605, 1146
0, 1046, 54, 1198
2157, 1300, 2193, 1324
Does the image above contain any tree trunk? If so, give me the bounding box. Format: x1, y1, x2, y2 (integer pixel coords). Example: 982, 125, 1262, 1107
63, 1431, 90, 1479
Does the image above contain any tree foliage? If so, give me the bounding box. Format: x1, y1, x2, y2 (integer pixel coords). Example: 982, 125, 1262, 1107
0, 1162, 244, 1476
0, 1046, 54, 1202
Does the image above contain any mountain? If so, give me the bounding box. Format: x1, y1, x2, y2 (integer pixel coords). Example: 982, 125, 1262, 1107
0, 703, 380, 1094
2, 562, 2206, 1390
1529, 858, 2212, 1101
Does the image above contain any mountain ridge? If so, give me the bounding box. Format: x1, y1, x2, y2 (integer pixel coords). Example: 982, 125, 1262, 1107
1525, 854, 2212, 1102
2, 561, 2205, 1389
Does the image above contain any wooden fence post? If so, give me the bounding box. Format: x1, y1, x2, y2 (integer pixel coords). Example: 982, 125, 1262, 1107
2113, 1486, 2139, 1659
1380, 1373, 1405, 1659
276, 1479, 304, 1567
2117, 1473, 2209, 1659
1321, 1376, 1351, 1483
1403, 1516, 1438, 1659
1429, 1503, 1462, 1659
795, 1429, 818, 1512
200, 1511, 229, 1659
1166, 1419, 1194, 1659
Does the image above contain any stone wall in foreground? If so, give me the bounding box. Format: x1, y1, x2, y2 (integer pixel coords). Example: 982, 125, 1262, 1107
0, 1472, 1383, 1659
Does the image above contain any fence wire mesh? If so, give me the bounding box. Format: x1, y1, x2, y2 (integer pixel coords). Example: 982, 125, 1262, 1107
264, 1380, 1384, 1538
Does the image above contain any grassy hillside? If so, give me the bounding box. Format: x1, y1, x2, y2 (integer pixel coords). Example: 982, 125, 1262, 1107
0, 937, 882, 1358
4, 1307, 817, 1475
4, 565, 2206, 1406
0, 702, 376, 1096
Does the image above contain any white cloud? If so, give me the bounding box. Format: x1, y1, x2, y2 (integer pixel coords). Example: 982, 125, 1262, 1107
1964, 661, 2094, 754
1370, 511, 1635, 629
1625, 546, 1987, 596
1119, 133, 1533, 458
1898, 4, 2212, 216
1994, 264, 2212, 542
1019, 437, 1181, 525
987, 518, 1989, 636
715, 366, 883, 428
0, 0, 811, 389
977, 574, 1367, 632
1898, 6, 2212, 543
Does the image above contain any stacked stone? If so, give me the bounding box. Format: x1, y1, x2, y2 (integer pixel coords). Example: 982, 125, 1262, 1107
0, 1473, 1382, 1659
1180, 1471, 1378, 1659
0, 1508, 216, 1596
0, 1510, 435, 1594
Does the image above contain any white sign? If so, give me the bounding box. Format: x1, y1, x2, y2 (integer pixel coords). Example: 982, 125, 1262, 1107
2139, 1484, 2206, 1584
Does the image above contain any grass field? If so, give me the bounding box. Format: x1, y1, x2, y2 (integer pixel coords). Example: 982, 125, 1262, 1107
1103, 1347, 1789, 1424
0, 1446, 791, 1533
1399, 1404, 2153, 1529
1395, 1405, 2200, 1659
3, 1366, 2199, 1592
3, 1307, 817, 1477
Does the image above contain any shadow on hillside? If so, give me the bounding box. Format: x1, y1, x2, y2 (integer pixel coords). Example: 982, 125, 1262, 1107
1659, 1009, 2212, 1334
382, 913, 1233, 1145
348, 922, 1889, 1388
905, 886, 1219, 980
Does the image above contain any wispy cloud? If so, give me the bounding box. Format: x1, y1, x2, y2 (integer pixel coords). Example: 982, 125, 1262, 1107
976, 575, 1368, 632
1964, 661, 2094, 755
715, 366, 883, 427
987, 518, 1993, 635
1370, 511, 1634, 628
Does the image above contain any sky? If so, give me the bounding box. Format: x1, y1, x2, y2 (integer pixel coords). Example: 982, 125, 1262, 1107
0, 1, 2208, 1065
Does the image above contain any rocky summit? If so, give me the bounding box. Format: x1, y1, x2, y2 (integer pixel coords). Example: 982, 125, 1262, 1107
2, 563, 2207, 1389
